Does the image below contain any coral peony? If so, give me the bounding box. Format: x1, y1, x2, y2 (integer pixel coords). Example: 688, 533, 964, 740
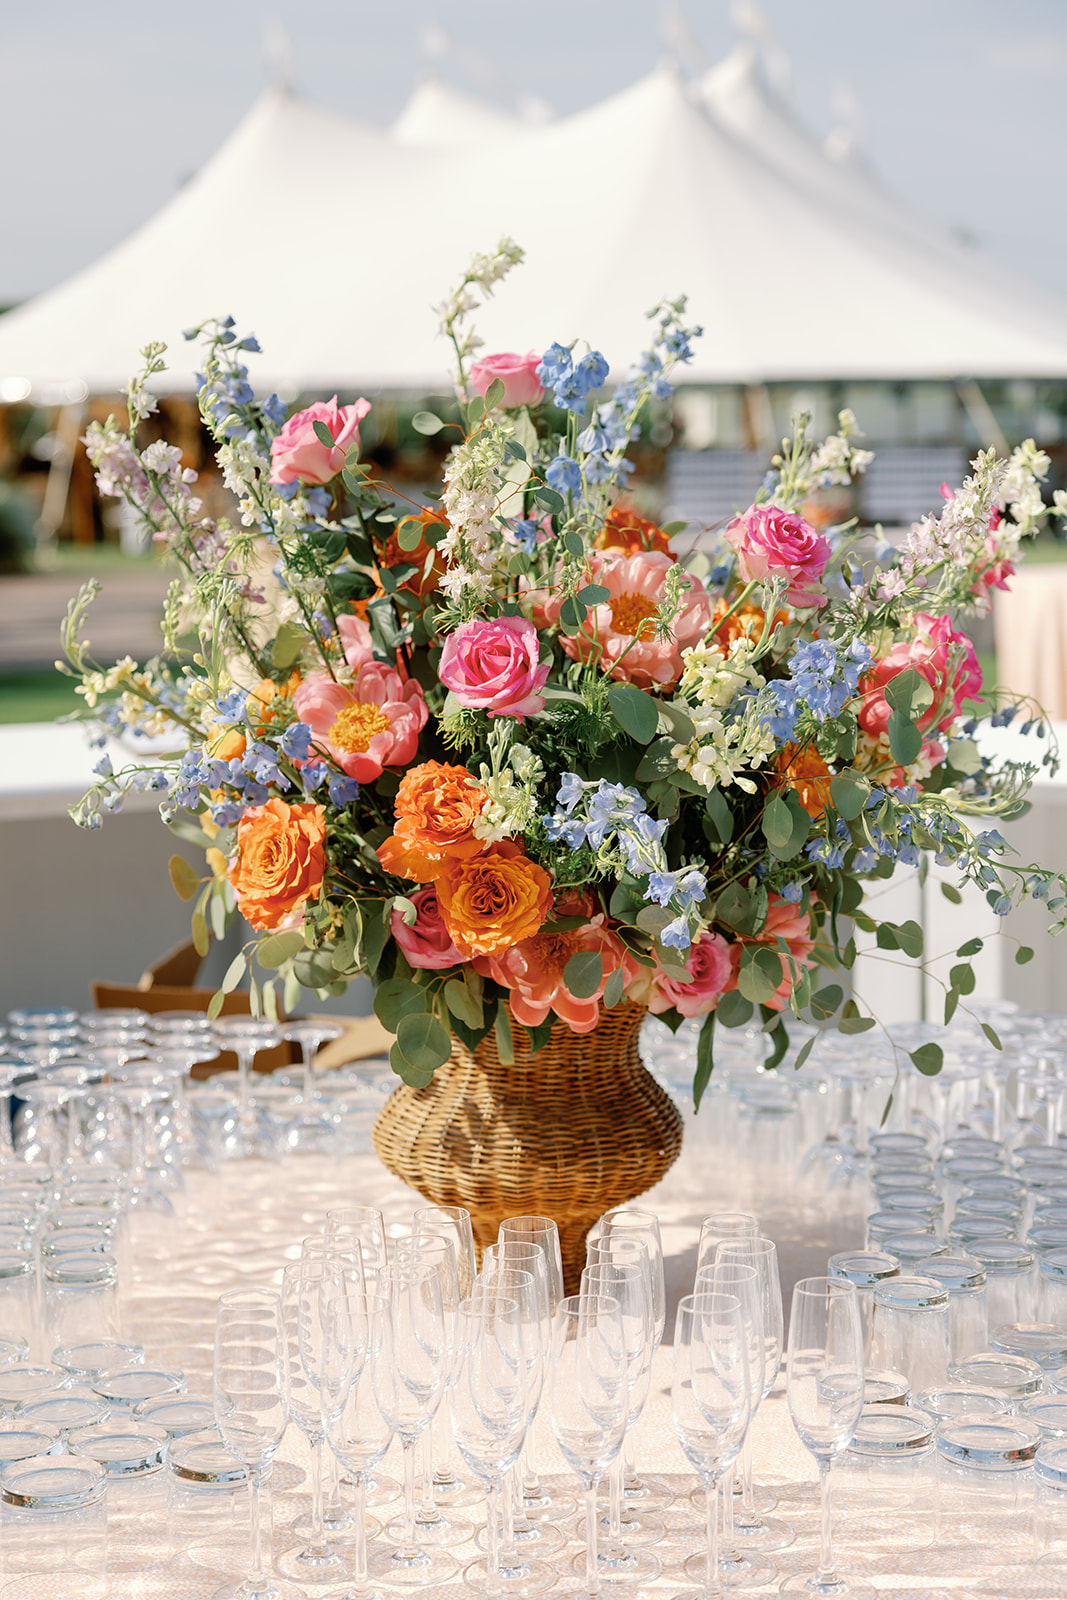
724, 505, 831, 608
727, 893, 817, 1012
336, 614, 374, 670
858, 612, 981, 741
390, 886, 464, 970
438, 615, 549, 720
294, 661, 427, 784
469, 351, 545, 410
476, 907, 636, 1033
377, 761, 488, 882
435, 841, 553, 959
227, 797, 326, 931
269, 396, 371, 486
548, 550, 711, 690
594, 503, 672, 556
777, 743, 833, 819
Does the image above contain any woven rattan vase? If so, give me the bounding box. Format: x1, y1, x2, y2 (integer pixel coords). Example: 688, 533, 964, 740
372, 1001, 682, 1291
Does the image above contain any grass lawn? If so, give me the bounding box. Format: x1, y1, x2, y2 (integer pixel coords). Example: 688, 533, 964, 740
0, 669, 82, 724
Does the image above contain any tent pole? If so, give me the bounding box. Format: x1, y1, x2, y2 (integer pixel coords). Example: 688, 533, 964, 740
956, 379, 1007, 453
34, 401, 85, 554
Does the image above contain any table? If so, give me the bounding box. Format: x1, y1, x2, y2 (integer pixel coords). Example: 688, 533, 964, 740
14, 1131, 1016, 1599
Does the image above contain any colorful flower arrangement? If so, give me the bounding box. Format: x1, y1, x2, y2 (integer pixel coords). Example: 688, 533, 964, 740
64, 240, 1067, 1098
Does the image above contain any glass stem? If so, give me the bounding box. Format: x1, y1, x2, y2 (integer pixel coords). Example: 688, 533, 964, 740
502, 1469, 515, 1550
521, 1434, 541, 1500
400, 1436, 418, 1556
721, 1462, 736, 1560
237, 1048, 252, 1130
418, 1428, 437, 1522
511, 1458, 533, 1534
302, 1047, 316, 1102
0, 1090, 12, 1160
705, 1478, 720, 1599
352, 1474, 370, 1595
486, 1482, 503, 1595
608, 1454, 624, 1544
308, 1433, 327, 1554
816, 1455, 837, 1586
584, 1479, 601, 1598
433, 1399, 456, 1487
741, 1430, 757, 1521
248, 1466, 267, 1588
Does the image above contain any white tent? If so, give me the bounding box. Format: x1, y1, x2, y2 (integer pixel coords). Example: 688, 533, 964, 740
1, 64, 1066, 398
391, 76, 524, 148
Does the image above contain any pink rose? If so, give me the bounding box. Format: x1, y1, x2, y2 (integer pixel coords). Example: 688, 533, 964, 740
391, 887, 464, 970
724, 505, 832, 607
294, 660, 428, 783
270, 396, 372, 486
633, 932, 732, 1019
858, 611, 981, 740
543, 550, 712, 690
438, 616, 549, 721
469, 352, 544, 410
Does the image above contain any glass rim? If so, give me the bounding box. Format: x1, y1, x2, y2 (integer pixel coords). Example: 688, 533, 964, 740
849, 1403, 933, 1454
936, 1416, 1041, 1468
872, 1273, 948, 1309
0, 1453, 105, 1509
828, 1250, 901, 1287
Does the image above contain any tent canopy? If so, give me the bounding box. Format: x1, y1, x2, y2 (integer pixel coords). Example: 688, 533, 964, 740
2, 63, 1066, 399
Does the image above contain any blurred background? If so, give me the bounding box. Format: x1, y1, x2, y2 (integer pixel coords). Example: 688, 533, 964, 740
2, 0, 1067, 1017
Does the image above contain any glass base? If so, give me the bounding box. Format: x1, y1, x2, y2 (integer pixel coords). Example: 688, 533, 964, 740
385, 1507, 475, 1547
690, 1482, 777, 1515
368, 1542, 459, 1588
779, 1574, 875, 1599
274, 1538, 350, 1586
580, 1509, 665, 1546
464, 1550, 556, 1594
686, 1547, 772, 1587
730, 1513, 794, 1552
573, 1543, 662, 1585
212, 1575, 310, 1600
425, 1470, 487, 1508
289, 1506, 380, 1542
620, 1472, 676, 1515
365, 1470, 402, 1507
474, 1517, 565, 1557
519, 1483, 576, 1520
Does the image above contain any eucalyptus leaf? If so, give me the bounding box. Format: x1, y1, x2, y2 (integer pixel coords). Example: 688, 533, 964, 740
564, 951, 603, 1000
221, 953, 246, 994
608, 683, 659, 744
168, 855, 200, 902
373, 977, 427, 1032
910, 1042, 944, 1077
257, 930, 305, 970
396, 1013, 452, 1071
411, 411, 444, 435
694, 1013, 715, 1110
389, 1039, 435, 1087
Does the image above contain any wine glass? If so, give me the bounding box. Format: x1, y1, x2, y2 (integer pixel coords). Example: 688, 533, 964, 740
670, 1291, 751, 1600
213, 1018, 281, 1158
716, 1236, 792, 1551
281, 1020, 345, 1153
579, 1251, 660, 1585
592, 1208, 671, 1513
452, 1289, 531, 1600
782, 1277, 873, 1600
274, 1260, 349, 1588
212, 1287, 303, 1600
549, 1293, 629, 1600
321, 1276, 395, 1600
370, 1249, 455, 1586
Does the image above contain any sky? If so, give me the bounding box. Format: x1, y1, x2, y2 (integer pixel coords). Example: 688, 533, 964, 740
1, 0, 1066, 305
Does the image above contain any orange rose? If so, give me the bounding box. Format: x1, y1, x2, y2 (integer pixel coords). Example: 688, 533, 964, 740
248, 673, 302, 735
206, 724, 247, 762
227, 797, 326, 931
376, 761, 488, 882
711, 598, 790, 652
777, 743, 833, 819
436, 841, 553, 959
594, 503, 672, 556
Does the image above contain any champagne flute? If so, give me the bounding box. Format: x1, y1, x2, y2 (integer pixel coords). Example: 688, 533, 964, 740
670, 1291, 751, 1600
452, 1290, 531, 1600
370, 1250, 455, 1586
579, 1253, 660, 1585
274, 1260, 349, 1588
325, 1205, 397, 1507
321, 1276, 395, 1600
716, 1236, 792, 1551
593, 1208, 671, 1513
413, 1205, 481, 1510
498, 1214, 565, 1516
297, 1230, 365, 1544
550, 1293, 629, 1600
694, 1214, 760, 1281
212, 1287, 302, 1600
782, 1278, 873, 1600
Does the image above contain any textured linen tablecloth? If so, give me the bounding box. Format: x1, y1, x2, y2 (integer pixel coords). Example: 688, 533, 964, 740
994, 564, 1067, 718
17, 1141, 1058, 1598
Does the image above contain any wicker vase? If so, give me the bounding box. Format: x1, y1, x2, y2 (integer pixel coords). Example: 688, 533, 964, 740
372, 1001, 683, 1291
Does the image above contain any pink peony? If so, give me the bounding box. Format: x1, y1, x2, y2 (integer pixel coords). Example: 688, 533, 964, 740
391, 886, 464, 970
724, 505, 832, 608
469, 351, 545, 410
475, 904, 637, 1034
336, 613, 374, 669
630, 932, 732, 1018
270, 396, 371, 486
858, 611, 981, 740
438, 615, 549, 721
294, 660, 428, 783
546, 550, 712, 690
